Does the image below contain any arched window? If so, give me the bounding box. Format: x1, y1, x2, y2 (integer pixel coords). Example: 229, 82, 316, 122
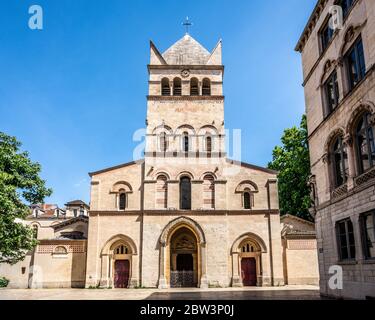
160, 132, 168, 152
244, 191, 252, 209
156, 175, 168, 209
202, 78, 211, 96
182, 132, 189, 152
115, 245, 129, 255
32, 225, 38, 239
119, 192, 126, 210
355, 112, 375, 174
161, 78, 170, 96
205, 135, 212, 152
180, 177, 191, 210
54, 246, 67, 255
203, 175, 215, 209
332, 136, 349, 187
190, 78, 199, 96
173, 78, 182, 96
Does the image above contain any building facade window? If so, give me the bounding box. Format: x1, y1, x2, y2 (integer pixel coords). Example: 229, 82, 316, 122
360, 211, 375, 259
345, 37, 366, 91
324, 71, 340, 115
320, 18, 334, 52
202, 78, 211, 96
332, 136, 348, 188
180, 177, 191, 210
161, 78, 171, 96
336, 0, 354, 18
160, 132, 168, 152
119, 192, 126, 210
115, 245, 128, 255
243, 191, 252, 209
355, 112, 375, 174
182, 132, 189, 152
73, 209, 77, 217
32, 225, 38, 239
156, 175, 168, 209
203, 174, 215, 209
190, 78, 199, 96
206, 135, 212, 153
336, 219, 356, 261
173, 78, 182, 96
80, 209, 84, 216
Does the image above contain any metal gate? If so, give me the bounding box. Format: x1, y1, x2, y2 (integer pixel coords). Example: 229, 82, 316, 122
170, 271, 196, 288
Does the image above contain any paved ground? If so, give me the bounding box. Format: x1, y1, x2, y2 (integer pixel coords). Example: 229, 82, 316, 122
0, 285, 323, 300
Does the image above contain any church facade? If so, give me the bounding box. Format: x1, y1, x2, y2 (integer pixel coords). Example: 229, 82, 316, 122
84, 34, 313, 289
0, 34, 319, 290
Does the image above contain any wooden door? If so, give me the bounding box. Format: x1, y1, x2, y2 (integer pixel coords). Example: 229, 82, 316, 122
114, 260, 129, 288
241, 258, 257, 286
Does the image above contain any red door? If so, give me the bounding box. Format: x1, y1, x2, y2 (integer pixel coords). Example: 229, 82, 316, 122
241, 258, 257, 286
114, 260, 129, 288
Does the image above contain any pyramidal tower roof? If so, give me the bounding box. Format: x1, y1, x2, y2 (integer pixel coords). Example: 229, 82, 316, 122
162, 34, 211, 65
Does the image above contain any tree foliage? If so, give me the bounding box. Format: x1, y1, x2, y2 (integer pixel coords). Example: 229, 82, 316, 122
0, 132, 52, 264
268, 115, 312, 221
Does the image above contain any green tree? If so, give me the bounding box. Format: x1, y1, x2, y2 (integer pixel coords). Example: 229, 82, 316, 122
268, 115, 312, 221
0, 132, 52, 264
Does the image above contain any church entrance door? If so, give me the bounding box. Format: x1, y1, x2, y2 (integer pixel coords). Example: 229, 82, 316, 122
241, 258, 256, 286
170, 227, 198, 288
114, 260, 129, 288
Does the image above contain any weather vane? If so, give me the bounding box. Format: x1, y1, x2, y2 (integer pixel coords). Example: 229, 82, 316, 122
182, 16, 193, 34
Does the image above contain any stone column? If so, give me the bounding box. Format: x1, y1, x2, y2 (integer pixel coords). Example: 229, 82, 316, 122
231, 252, 242, 287
129, 255, 139, 288
108, 254, 113, 287
158, 242, 168, 289
344, 135, 356, 189
99, 254, 109, 287
199, 243, 208, 288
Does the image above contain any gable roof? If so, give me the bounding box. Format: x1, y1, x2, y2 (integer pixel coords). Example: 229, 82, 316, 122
226, 159, 279, 175
65, 200, 90, 209
51, 216, 88, 231
162, 34, 211, 65
88, 160, 143, 177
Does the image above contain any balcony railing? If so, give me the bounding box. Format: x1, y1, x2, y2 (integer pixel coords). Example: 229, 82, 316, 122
355, 166, 375, 187
331, 183, 348, 199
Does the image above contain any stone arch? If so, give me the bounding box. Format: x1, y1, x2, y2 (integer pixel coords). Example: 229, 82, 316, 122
101, 234, 138, 256
199, 171, 217, 180
235, 180, 259, 193
158, 217, 208, 289
198, 125, 219, 136
176, 171, 195, 180
231, 232, 267, 254
346, 102, 375, 134
231, 232, 268, 287
175, 124, 196, 136
99, 234, 138, 288
111, 181, 133, 193
152, 124, 173, 135
324, 127, 346, 154
153, 170, 171, 180
159, 216, 206, 245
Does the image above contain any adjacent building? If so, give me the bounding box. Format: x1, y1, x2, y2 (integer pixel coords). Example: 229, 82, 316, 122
296, 0, 375, 299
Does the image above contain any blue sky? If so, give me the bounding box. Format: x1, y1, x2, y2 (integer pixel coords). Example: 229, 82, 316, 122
0, 0, 316, 206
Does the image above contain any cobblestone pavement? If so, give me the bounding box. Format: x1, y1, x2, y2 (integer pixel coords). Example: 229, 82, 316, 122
0, 285, 323, 300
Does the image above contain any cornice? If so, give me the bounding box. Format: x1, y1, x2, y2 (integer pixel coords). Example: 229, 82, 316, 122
147, 95, 224, 101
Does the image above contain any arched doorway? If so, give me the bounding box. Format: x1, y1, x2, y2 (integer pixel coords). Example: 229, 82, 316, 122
158, 217, 208, 289
170, 227, 198, 288
231, 233, 267, 287
113, 244, 131, 288
99, 235, 138, 288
